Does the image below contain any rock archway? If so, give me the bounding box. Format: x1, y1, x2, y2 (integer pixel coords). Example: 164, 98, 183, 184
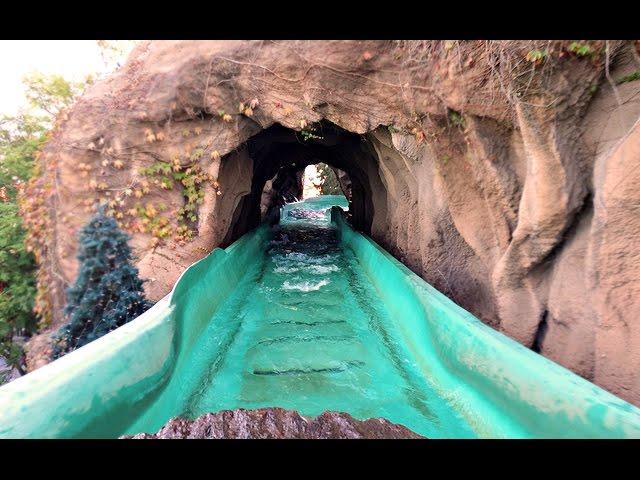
220, 122, 382, 245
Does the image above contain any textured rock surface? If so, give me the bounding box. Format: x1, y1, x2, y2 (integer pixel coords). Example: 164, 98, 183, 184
121, 408, 424, 439
0, 357, 22, 386
22, 40, 640, 405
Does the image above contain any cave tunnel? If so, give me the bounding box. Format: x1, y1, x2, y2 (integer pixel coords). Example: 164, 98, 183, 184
220, 122, 385, 247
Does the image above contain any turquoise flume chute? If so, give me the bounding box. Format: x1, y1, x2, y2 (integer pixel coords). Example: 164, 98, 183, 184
1, 195, 639, 438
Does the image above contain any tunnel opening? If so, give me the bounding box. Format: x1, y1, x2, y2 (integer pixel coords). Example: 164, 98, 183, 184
220, 121, 384, 247
301, 162, 347, 199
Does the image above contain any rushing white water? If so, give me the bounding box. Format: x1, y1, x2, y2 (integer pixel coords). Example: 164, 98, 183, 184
282, 279, 331, 292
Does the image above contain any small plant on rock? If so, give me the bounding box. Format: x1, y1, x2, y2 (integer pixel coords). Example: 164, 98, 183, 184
299, 121, 323, 142
448, 110, 465, 129
617, 70, 640, 85
568, 42, 594, 57
525, 49, 548, 65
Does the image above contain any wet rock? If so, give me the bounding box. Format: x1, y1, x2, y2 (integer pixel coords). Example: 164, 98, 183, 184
0, 357, 22, 386
121, 408, 424, 439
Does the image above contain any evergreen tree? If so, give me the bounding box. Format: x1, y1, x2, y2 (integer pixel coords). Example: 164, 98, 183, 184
52, 207, 150, 358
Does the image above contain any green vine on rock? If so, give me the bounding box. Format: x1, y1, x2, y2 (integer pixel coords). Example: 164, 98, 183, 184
299, 120, 323, 142
567, 42, 594, 57
617, 70, 640, 85
137, 153, 220, 245
525, 49, 548, 65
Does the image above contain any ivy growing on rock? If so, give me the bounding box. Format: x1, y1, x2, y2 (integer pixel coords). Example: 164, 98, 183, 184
52, 206, 151, 359
137, 153, 219, 244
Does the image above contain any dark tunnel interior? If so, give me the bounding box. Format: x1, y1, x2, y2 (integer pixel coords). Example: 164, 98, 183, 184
221, 122, 385, 246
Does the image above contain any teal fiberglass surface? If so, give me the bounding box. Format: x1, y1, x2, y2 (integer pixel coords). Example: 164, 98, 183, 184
2, 194, 640, 438
127, 194, 475, 438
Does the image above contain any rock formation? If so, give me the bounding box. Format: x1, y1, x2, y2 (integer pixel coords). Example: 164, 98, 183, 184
0, 356, 21, 385
121, 408, 423, 439
21, 40, 640, 405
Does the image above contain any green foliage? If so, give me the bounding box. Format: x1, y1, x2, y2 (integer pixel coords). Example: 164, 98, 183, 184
0, 113, 46, 366
139, 161, 172, 177
448, 110, 465, 129
568, 42, 594, 57
0, 72, 90, 368
316, 163, 343, 195
138, 157, 213, 238
0, 203, 37, 364
617, 70, 640, 85
0, 203, 37, 328
190, 148, 204, 161
52, 208, 150, 358
525, 49, 548, 64
0, 116, 47, 190
299, 125, 323, 142
22, 72, 87, 117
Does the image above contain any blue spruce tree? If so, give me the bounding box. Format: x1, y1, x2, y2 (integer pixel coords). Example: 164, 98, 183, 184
52, 206, 150, 358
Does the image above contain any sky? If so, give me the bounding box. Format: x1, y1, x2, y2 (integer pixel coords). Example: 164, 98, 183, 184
0, 40, 131, 116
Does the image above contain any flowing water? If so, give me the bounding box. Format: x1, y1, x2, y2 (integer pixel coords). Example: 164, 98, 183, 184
129, 195, 476, 438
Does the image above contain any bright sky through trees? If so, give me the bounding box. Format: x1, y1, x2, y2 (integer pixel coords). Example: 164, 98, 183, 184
0, 41, 135, 116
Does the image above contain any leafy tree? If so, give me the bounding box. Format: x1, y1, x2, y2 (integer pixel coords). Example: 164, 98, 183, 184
22, 72, 90, 117
0, 113, 47, 366
52, 207, 151, 358
0, 72, 89, 368
0, 201, 38, 364
316, 163, 343, 195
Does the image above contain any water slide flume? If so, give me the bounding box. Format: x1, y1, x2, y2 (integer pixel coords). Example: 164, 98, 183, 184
1, 196, 639, 438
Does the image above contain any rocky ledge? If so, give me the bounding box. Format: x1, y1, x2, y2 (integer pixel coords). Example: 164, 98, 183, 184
121, 408, 424, 439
